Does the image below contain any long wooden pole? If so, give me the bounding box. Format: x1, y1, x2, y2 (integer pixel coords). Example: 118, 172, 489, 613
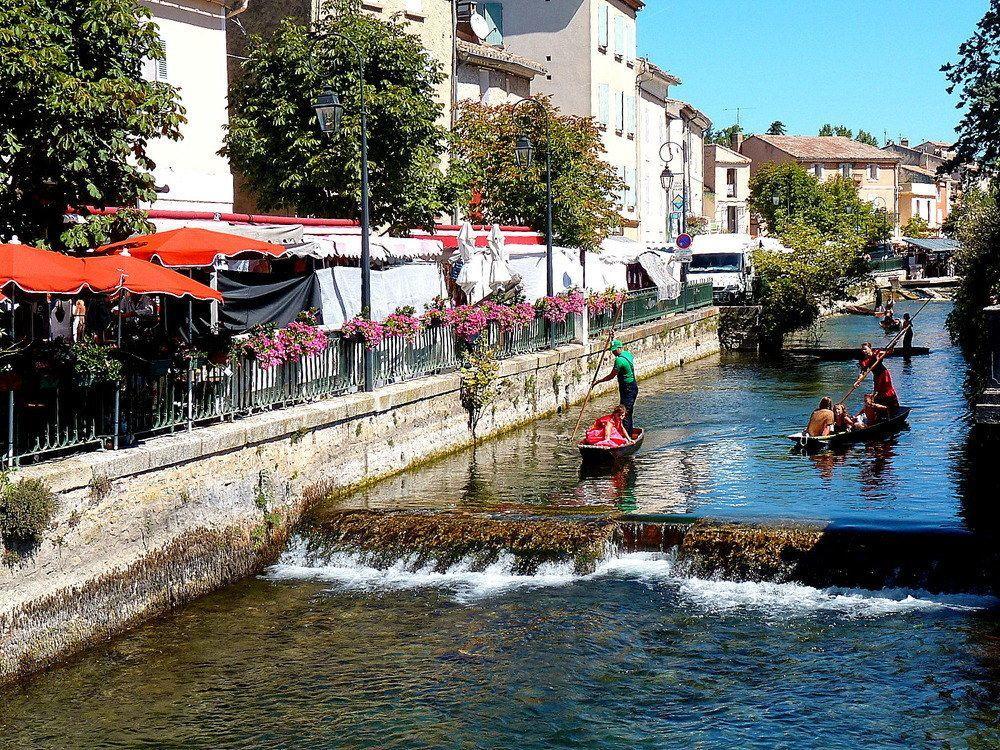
571, 303, 625, 441
838, 299, 931, 405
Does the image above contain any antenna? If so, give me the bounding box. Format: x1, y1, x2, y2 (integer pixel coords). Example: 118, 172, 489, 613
721, 106, 757, 128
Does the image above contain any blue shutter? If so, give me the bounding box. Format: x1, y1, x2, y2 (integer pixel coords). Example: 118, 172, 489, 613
598, 5, 609, 49
483, 3, 503, 46
598, 84, 610, 126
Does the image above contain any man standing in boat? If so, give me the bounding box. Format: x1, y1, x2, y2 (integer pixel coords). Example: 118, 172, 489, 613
596, 339, 638, 436
855, 342, 900, 414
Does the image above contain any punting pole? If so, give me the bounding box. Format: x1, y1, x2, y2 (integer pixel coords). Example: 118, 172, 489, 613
838, 298, 931, 406
570, 303, 625, 442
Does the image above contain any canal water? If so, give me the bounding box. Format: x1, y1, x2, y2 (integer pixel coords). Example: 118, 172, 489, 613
5, 300, 1000, 749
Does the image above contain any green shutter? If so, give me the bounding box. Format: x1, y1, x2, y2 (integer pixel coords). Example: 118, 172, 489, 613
483, 3, 503, 45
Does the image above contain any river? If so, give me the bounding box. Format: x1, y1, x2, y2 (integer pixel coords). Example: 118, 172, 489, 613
4, 300, 1000, 749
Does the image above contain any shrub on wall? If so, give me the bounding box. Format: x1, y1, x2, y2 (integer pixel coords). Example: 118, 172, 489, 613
0, 477, 57, 548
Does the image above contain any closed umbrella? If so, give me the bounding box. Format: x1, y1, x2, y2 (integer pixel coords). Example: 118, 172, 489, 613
96, 227, 284, 268
486, 224, 514, 290
455, 222, 489, 303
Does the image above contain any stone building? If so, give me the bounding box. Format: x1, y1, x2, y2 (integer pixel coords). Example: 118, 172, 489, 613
704, 143, 750, 234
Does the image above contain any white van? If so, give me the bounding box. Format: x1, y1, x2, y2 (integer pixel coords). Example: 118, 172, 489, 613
687, 234, 757, 304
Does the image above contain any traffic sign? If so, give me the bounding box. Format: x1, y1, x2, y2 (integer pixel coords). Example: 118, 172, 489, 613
671, 196, 685, 211
676, 233, 693, 250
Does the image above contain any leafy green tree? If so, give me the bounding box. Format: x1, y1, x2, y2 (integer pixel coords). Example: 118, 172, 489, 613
766, 121, 786, 135
818, 124, 853, 138
705, 124, 742, 146
0, 0, 185, 247
901, 215, 932, 238
447, 99, 621, 250
943, 1, 1000, 176
855, 130, 879, 147
224, 6, 447, 232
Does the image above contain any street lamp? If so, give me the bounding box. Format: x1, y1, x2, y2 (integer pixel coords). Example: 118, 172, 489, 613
312, 34, 373, 393
660, 140, 686, 238
512, 97, 554, 345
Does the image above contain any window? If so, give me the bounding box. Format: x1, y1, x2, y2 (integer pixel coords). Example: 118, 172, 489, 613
624, 166, 636, 208
625, 95, 636, 137
727, 205, 739, 233
726, 168, 737, 198
614, 90, 624, 133
482, 2, 503, 46
868, 164, 878, 180
614, 15, 624, 59
625, 22, 635, 65
597, 84, 610, 127
840, 163, 852, 177
142, 36, 168, 83
812, 164, 822, 178
597, 4, 608, 50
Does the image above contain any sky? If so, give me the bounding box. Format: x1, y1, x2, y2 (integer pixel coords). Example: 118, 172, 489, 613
637, 0, 989, 143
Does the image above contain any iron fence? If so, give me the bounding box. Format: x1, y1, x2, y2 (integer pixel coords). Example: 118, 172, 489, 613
589, 281, 714, 336
870, 257, 907, 274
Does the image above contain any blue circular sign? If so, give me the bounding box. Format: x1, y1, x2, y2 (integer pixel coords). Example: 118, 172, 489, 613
676, 233, 693, 250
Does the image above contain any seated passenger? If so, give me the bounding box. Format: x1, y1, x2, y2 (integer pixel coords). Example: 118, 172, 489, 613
584, 405, 632, 447
833, 403, 856, 433
854, 393, 889, 428
805, 397, 835, 437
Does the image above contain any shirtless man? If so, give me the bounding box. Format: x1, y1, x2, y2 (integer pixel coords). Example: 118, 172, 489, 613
805, 397, 835, 437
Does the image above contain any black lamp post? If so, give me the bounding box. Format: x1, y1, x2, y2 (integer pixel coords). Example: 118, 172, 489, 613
313, 34, 373, 393
660, 140, 686, 239
512, 98, 554, 346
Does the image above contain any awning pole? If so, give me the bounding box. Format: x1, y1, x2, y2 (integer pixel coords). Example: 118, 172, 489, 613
113, 289, 123, 450
209, 264, 219, 333
7, 298, 14, 468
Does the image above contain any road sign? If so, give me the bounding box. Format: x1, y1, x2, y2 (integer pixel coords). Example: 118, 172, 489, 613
676, 233, 693, 250
671, 196, 685, 211
674, 248, 693, 262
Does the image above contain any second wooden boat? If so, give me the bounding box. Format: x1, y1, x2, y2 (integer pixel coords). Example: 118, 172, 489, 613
788, 407, 911, 450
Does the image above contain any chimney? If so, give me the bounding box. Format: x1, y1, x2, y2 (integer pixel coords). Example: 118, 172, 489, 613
731, 131, 744, 152
900, 138, 909, 147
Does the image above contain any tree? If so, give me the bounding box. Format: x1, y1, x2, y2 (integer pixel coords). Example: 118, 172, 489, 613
901, 215, 932, 238
705, 124, 742, 146
0, 0, 185, 247
766, 121, 787, 135
448, 99, 621, 250
818, 124, 853, 138
855, 130, 879, 147
224, 6, 447, 232
943, 0, 1000, 176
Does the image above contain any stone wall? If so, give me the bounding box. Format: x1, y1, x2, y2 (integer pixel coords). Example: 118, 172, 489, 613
0, 307, 718, 684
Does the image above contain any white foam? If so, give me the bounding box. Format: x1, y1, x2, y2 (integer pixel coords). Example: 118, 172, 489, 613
265, 539, 997, 615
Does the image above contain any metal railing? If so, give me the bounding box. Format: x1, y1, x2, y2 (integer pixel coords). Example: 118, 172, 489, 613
870, 257, 907, 274
589, 281, 715, 336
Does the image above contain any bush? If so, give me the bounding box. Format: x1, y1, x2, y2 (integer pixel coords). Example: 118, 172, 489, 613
0, 478, 57, 547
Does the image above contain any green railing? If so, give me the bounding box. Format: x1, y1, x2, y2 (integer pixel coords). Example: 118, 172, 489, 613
870, 257, 907, 274
590, 281, 714, 336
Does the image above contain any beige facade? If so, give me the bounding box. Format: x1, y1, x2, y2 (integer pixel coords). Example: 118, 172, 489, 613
663, 99, 709, 238
145, 0, 238, 211
454, 38, 544, 106
704, 144, 750, 234
499, 0, 644, 238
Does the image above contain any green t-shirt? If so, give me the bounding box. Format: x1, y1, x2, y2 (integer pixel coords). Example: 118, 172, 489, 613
614, 350, 636, 384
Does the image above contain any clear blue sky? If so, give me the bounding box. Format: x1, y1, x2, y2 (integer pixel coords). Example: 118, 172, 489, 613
637, 0, 989, 143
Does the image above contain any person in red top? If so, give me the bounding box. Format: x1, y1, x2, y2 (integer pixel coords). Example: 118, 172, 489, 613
855, 342, 900, 413
583, 406, 632, 448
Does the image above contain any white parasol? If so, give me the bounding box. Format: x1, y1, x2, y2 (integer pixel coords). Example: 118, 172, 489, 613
486, 224, 515, 290
454, 221, 489, 303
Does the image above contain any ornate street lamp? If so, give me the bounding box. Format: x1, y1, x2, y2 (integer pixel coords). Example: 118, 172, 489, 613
660, 140, 686, 237
312, 34, 373, 393
512, 97, 554, 345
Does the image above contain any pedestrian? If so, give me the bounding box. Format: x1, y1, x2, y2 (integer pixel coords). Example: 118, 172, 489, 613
596, 338, 638, 437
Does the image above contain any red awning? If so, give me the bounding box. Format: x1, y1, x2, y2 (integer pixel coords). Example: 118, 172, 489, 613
81, 256, 222, 301
96, 227, 285, 268
0, 243, 90, 294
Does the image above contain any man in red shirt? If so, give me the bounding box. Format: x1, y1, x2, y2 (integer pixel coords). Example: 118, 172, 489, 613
855, 342, 900, 413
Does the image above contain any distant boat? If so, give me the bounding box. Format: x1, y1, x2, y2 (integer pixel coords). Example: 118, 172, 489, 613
579, 429, 645, 465
786, 347, 930, 361
788, 407, 911, 450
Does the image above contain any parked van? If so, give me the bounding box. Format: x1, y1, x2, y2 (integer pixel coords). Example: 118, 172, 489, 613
686, 234, 790, 304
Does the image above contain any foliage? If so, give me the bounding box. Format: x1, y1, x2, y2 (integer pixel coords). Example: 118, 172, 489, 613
535, 289, 585, 324
766, 121, 786, 136
0, 0, 184, 246
748, 162, 892, 246
752, 221, 867, 349
586, 288, 626, 314
818, 124, 853, 137
245, 311, 329, 366
383, 308, 422, 342
341, 316, 385, 349
448, 99, 622, 250
421, 296, 451, 327
224, 3, 447, 232
72, 337, 123, 384
0, 477, 57, 548
60, 209, 154, 251
942, 1, 1000, 177
901, 215, 933, 238
459, 344, 501, 434
685, 215, 709, 235
946, 188, 1000, 358
705, 124, 742, 146
855, 130, 879, 147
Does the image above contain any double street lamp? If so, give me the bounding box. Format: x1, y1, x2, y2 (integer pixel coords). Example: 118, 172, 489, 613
512, 97, 555, 346
312, 33, 374, 393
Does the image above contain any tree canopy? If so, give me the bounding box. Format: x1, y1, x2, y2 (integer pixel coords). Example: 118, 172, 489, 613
705, 124, 743, 146
448, 99, 621, 250
224, 6, 448, 232
0, 0, 184, 247
943, 0, 1000, 177
766, 121, 786, 135
819, 124, 853, 138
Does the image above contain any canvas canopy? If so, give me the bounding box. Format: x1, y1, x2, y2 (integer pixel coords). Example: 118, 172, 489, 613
82, 255, 222, 301
97, 227, 284, 268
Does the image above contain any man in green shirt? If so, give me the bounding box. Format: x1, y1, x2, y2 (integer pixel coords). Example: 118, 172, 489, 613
596, 338, 638, 436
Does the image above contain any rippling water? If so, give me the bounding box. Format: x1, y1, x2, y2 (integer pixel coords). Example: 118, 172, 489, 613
5, 300, 1000, 749
337, 301, 990, 530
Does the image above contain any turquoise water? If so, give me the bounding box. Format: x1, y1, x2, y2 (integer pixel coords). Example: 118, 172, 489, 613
4, 300, 1000, 749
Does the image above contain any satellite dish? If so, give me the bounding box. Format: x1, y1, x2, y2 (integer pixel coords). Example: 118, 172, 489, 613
470, 13, 491, 41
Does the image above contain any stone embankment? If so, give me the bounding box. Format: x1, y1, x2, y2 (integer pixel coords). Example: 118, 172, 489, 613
0, 307, 719, 685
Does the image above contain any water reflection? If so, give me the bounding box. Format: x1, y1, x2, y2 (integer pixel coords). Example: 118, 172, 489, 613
332, 302, 989, 531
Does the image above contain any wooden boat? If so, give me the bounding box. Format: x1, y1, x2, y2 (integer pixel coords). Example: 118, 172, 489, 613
788, 407, 911, 450
579, 429, 644, 464
843, 305, 878, 316
786, 346, 930, 361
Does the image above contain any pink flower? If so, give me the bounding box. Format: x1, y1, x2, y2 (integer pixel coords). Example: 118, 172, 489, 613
342, 316, 385, 349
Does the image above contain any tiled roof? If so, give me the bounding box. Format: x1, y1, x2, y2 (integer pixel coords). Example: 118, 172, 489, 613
456, 39, 546, 76
708, 144, 750, 164
751, 135, 901, 162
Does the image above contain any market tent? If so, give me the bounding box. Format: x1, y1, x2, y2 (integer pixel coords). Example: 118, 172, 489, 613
96, 227, 284, 268
81, 255, 222, 301
0, 243, 89, 294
